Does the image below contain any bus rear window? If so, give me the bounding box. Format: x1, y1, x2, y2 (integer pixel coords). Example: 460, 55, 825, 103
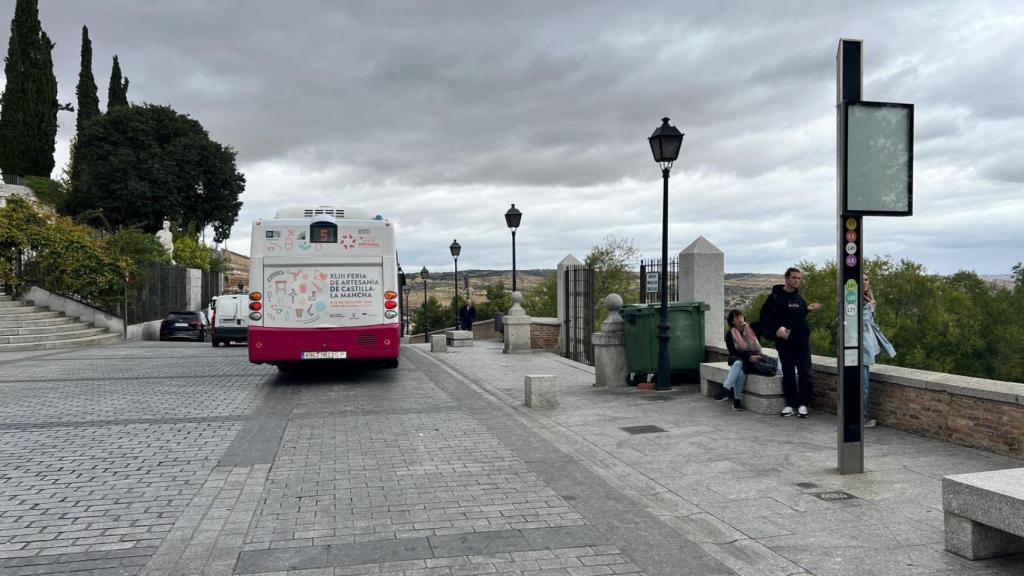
310, 222, 337, 243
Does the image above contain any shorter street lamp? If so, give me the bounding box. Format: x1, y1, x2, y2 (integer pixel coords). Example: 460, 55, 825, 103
397, 266, 406, 335
449, 240, 461, 328
648, 117, 684, 391
420, 266, 429, 338
504, 204, 522, 292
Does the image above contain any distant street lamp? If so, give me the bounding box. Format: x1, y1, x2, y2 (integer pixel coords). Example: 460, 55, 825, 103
450, 239, 461, 328
504, 204, 523, 292
648, 117, 684, 391
397, 265, 407, 335
420, 266, 429, 338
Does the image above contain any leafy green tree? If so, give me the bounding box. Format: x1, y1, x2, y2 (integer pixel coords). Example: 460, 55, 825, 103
107, 54, 129, 110
24, 175, 67, 209
476, 281, 512, 321
108, 229, 170, 266
0, 196, 125, 308
584, 235, 639, 326
0, 0, 60, 178
75, 25, 100, 130
409, 296, 452, 334
171, 233, 213, 270
523, 272, 556, 317
67, 104, 245, 241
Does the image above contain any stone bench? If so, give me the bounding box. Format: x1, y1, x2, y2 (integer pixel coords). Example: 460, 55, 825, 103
446, 329, 473, 347
942, 468, 1024, 560
699, 361, 784, 415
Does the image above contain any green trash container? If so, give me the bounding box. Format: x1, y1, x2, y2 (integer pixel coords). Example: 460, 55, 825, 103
622, 302, 710, 381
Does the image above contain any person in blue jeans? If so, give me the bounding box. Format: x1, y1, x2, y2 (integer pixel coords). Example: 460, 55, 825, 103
862, 273, 895, 428
713, 309, 763, 411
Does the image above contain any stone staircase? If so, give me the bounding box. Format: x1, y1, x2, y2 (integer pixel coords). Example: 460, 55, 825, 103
0, 294, 122, 352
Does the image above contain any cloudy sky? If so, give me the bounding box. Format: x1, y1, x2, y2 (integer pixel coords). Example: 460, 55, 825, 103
7, 1, 1024, 274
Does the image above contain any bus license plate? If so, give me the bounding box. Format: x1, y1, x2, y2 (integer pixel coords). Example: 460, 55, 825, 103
301, 351, 346, 360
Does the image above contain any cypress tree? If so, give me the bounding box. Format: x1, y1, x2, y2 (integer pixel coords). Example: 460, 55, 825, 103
0, 0, 60, 178
75, 25, 100, 130
107, 55, 129, 110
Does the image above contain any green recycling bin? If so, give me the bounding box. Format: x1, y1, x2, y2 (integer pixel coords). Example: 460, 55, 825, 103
621, 302, 710, 378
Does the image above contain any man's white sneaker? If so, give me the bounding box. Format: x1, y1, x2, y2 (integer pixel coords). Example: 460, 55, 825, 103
863, 418, 877, 428
780, 406, 794, 417
797, 405, 808, 418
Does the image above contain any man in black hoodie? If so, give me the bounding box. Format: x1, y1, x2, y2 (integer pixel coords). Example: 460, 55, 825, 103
758, 267, 821, 418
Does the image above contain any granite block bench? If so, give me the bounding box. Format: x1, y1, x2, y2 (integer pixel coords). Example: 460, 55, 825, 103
446, 329, 474, 347
699, 361, 784, 415
942, 467, 1024, 560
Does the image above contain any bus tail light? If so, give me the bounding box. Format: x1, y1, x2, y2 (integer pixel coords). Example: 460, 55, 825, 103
384, 291, 397, 299
249, 312, 262, 321
384, 300, 398, 309
384, 310, 398, 319
249, 302, 262, 311
249, 291, 262, 301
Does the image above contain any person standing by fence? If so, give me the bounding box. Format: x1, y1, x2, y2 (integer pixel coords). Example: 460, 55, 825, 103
862, 273, 895, 428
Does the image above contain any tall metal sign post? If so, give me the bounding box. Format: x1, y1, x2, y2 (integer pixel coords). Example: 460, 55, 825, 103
836, 39, 914, 474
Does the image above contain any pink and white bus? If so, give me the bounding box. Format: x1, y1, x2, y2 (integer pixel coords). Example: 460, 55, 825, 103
246, 206, 401, 368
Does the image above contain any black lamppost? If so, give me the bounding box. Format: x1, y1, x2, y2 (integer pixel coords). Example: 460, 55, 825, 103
504, 204, 522, 292
420, 266, 429, 338
449, 240, 461, 328
648, 117, 684, 391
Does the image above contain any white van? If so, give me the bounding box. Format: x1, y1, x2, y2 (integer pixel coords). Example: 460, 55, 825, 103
210, 294, 249, 347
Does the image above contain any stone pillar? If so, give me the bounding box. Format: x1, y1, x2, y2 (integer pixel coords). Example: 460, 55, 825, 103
555, 254, 582, 351
679, 236, 724, 346
503, 291, 532, 354
524, 375, 558, 408
186, 268, 203, 311
593, 294, 628, 387
430, 334, 447, 352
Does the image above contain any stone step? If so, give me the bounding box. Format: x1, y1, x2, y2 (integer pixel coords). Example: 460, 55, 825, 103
0, 327, 107, 345
0, 299, 33, 308
0, 315, 75, 330
0, 294, 11, 302
0, 310, 63, 324
0, 331, 122, 352
0, 320, 92, 337
0, 306, 50, 317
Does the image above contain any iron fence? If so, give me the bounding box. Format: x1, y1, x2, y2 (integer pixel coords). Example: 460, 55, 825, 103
125, 263, 189, 324
563, 264, 594, 366
638, 258, 679, 304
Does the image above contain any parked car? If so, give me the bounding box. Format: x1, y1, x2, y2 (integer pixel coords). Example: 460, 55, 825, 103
159, 311, 207, 342
210, 293, 249, 347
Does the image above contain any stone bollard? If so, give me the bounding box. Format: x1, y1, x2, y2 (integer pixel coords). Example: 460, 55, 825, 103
593, 294, 628, 387
524, 374, 558, 408
503, 291, 532, 354
446, 329, 474, 347
430, 334, 447, 353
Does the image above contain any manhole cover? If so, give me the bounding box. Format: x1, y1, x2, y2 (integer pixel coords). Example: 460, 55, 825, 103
813, 491, 857, 502
794, 482, 819, 489
621, 425, 667, 435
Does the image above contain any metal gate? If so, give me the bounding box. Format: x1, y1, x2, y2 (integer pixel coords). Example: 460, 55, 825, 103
563, 265, 594, 365
638, 257, 678, 304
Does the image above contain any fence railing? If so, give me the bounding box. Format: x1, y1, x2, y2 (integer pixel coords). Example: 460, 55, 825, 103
638, 258, 679, 304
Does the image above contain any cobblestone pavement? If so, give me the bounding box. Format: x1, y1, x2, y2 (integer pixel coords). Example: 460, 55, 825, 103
1, 339, 1022, 575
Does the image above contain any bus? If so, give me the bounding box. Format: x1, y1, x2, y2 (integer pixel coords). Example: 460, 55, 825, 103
247, 206, 401, 369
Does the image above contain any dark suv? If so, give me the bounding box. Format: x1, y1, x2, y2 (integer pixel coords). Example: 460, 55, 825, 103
159, 311, 207, 342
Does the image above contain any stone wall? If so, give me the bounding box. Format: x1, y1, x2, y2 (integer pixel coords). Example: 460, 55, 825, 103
706, 344, 1024, 460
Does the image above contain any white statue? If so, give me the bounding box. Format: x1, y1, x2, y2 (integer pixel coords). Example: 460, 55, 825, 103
156, 220, 174, 262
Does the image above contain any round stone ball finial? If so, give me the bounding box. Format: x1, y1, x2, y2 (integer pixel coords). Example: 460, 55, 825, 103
511, 291, 524, 305
604, 293, 623, 312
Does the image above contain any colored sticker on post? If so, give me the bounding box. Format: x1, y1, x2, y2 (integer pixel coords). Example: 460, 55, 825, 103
846, 291, 857, 303
846, 254, 858, 267
845, 280, 857, 291
845, 303, 857, 316
845, 242, 857, 255
846, 230, 857, 242
846, 218, 857, 231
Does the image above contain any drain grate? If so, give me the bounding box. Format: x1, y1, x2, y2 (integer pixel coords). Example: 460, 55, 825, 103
621, 425, 667, 435
813, 491, 857, 502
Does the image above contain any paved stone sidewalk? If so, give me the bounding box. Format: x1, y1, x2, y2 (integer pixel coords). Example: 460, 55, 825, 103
423, 342, 1024, 576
